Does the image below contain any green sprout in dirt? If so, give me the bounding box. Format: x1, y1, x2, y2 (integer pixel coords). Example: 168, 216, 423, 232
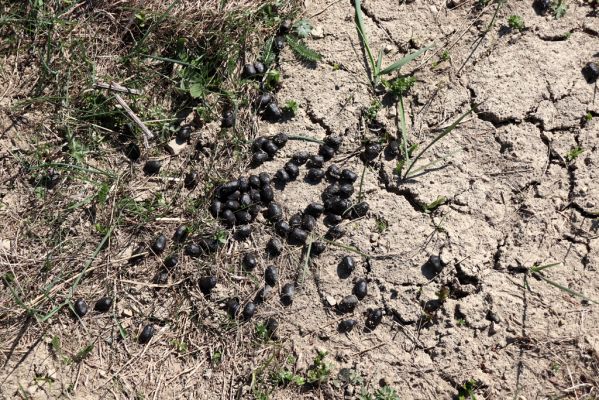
551, 0, 568, 18
507, 15, 525, 31
285, 19, 323, 63
456, 379, 479, 399
565, 146, 583, 162
306, 350, 332, 384
283, 99, 299, 116
353, 0, 431, 87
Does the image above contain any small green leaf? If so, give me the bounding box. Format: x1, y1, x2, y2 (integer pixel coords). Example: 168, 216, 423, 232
378, 45, 433, 76
189, 82, 205, 99
286, 36, 323, 62
294, 19, 313, 38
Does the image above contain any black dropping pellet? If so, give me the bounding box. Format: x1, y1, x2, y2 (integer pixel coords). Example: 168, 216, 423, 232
210, 200, 223, 218
243, 302, 256, 320
264, 266, 278, 287
258, 172, 271, 187
309, 241, 326, 257
324, 213, 343, 226
289, 213, 302, 227
226, 298, 240, 317
326, 164, 341, 180
292, 151, 310, 165
327, 198, 350, 215
322, 183, 340, 200
252, 151, 269, 165
262, 140, 279, 157
272, 133, 288, 147
164, 255, 178, 270
305, 203, 325, 218
307, 155, 324, 168
252, 137, 267, 152
260, 185, 274, 203
339, 256, 355, 275
284, 162, 300, 179
301, 214, 316, 232
339, 183, 354, 199
129, 244, 145, 265
240, 193, 252, 207
340, 169, 358, 183
173, 225, 189, 242
338, 319, 357, 333
266, 237, 283, 257
177, 125, 192, 142
273, 35, 285, 51
185, 243, 202, 258
221, 209, 236, 227
280, 283, 294, 305
94, 297, 112, 312
306, 168, 325, 183
198, 237, 220, 253
154, 270, 168, 285
265, 317, 278, 339
275, 169, 290, 184
236, 211, 252, 225
243, 253, 258, 270
274, 220, 290, 237
235, 225, 252, 241
353, 279, 368, 300
583, 62, 599, 84
125, 143, 140, 161
222, 110, 235, 128
225, 200, 240, 211
73, 299, 88, 318
263, 103, 282, 121
138, 324, 154, 344
226, 190, 241, 201
324, 135, 343, 150
318, 144, 335, 160
325, 225, 345, 240
288, 228, 307, 245
143, 159, 161, 175
238, 177, 249, 192
248, 204, 262, 219
266, 203, 283, 221
279, 19, 292, 34
362, 143, 381, 162
386, 141, 400, 158
254, 61, 266, 75
199, 276, 217, 295
249, 188, 261, 204
243, 63, 257, 78
365, 308, 383, 330
217, 180, 240, 199
349, 201, 369, 219
427, 255, 444, 273
249, 175, 261, 188
184, 171, 199, 189
255, 285, 272, 304
338, 295, 359, 313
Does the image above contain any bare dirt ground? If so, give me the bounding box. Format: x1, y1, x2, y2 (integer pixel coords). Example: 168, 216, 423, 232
2, 0, 599, 399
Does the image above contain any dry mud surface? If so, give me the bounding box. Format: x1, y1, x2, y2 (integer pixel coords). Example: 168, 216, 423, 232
2, 0, 599, 399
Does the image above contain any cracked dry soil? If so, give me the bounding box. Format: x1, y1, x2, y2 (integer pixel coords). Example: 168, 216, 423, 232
1, 0, 599, 399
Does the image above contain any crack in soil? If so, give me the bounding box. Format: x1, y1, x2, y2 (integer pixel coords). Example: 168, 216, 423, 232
305, 103, 335, 136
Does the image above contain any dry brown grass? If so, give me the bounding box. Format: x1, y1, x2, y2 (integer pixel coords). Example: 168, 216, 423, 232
0, 1, 306, 398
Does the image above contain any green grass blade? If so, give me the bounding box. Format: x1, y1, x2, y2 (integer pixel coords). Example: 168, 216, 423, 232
397, 96, 409, 168
376, 49, 383, 73
534, 274, 599, 305
286, 36, 323, 62
530, 262, 561, 273
354, 0, 376, 76
404, 107, 473, 179
378, 45, 433, 76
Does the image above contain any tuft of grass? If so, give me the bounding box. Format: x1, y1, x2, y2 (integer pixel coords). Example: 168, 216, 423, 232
565, 146, 583, 162
507, 15, 525, 31
353, 0, 431, 86
527, 263, 599, 304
